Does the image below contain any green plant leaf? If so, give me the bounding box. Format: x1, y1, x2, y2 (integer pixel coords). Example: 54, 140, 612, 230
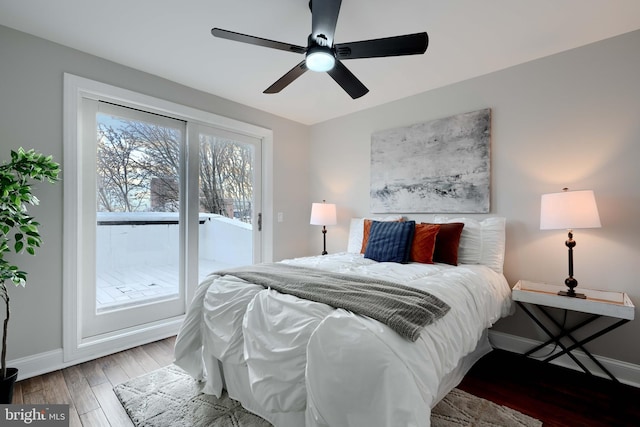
0, 147, 59, 303
26, 236, 40, 247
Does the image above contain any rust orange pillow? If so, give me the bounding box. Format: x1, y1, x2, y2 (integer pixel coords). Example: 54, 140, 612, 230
360, 219, 374, 253
410, 223, 441, 263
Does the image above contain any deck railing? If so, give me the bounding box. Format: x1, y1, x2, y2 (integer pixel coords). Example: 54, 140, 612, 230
95, 212, 252, 310
96, 212, 252, 273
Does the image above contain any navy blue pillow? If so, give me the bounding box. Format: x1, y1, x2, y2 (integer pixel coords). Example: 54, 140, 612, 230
364, 220, 415, 263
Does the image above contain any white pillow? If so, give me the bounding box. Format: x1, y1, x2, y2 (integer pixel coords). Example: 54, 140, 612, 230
347, 215, 404, 253
433, 216, 506, 273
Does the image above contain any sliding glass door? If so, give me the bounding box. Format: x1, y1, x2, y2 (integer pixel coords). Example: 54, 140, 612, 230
63, 73, 270, 362
82, 104, 261, 344
81, 104, 263, 338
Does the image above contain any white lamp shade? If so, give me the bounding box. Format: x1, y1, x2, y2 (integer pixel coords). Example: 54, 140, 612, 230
540, 190, 601, 230
310, 202, 337, 226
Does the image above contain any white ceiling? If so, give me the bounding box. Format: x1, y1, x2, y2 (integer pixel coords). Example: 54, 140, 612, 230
2, 0, 640, 125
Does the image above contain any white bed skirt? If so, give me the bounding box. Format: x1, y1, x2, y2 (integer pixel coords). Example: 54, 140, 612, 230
211, 329, 493, 427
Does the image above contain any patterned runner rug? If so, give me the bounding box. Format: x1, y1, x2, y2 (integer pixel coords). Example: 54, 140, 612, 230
114, 364, 541, 426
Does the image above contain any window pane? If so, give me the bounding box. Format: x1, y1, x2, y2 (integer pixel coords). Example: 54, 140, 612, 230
198, 132, 254, 278
95, 111, 183, 312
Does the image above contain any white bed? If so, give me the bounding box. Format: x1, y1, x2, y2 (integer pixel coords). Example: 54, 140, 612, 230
174, 216, 513, 427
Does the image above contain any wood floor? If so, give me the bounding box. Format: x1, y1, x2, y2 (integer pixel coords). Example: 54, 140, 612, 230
458, 349, 640, 427
11, 336, 176, 427
12, 338, 640, 426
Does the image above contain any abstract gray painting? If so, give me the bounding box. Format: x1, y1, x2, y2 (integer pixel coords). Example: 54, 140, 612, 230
370, 108, 491, 213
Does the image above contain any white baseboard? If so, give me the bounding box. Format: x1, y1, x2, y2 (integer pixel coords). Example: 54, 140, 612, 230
8, 326, 179, 382
8, 349, 65, 381
488, 330, 640, 388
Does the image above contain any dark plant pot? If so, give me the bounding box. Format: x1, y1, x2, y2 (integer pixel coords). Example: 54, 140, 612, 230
0, 368, 19, 404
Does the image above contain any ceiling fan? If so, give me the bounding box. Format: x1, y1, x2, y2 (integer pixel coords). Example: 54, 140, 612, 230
211, 0, 428, 99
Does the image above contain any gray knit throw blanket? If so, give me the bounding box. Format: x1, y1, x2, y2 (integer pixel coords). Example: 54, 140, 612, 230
215, 263, 450, 342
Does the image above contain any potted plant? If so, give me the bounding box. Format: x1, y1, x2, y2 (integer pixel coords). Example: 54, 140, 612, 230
0, 148, 60, 403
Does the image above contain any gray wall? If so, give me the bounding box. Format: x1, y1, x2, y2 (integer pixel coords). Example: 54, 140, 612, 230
0, 24, 310, 361
309, 30, 640, 366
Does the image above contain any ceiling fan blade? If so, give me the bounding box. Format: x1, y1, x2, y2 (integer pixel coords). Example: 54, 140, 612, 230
264, 60, 309, 94
335, 32, 428, 60
211, 28, 306, 54
311, 0, 342, 46
327, 60, 368, 99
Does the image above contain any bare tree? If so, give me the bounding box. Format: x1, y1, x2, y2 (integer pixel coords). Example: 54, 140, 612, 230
220, 142, 253, 219
122, 120, 181, 212
199, 135, 228, 215
96, 116, 254, 221
97, 124, 151, 212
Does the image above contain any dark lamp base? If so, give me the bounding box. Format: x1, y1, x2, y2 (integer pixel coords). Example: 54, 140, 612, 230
558, 290, 586, 299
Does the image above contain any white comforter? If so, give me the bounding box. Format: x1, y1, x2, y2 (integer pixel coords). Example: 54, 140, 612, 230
174, 252, 513, 427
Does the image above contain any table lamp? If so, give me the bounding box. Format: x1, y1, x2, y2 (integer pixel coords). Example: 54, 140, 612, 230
310, 200, 337, 255
540, 188, 601, 298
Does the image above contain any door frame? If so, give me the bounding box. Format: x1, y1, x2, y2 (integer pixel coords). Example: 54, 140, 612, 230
62, 73, 273, 363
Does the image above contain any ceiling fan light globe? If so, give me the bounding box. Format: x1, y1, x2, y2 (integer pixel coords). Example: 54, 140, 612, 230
306, 49, 335, 72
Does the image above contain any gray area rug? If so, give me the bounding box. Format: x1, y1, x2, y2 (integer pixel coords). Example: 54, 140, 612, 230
114, 364, 541, 427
